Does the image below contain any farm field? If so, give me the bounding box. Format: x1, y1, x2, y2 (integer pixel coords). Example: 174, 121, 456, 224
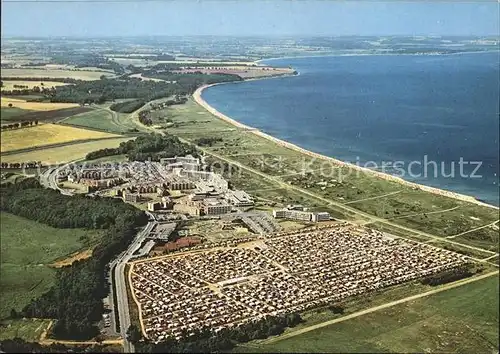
0, 137, 133, 164
237, 276, 499, 353
1, 68, 114, 80
1, 80, 69, 90
0, 212, 102, 319
0, 124, 121, 153
61, 108, 132, 133
0, 106, 93, 124
1, 97, 79, 111
0, 107, 32, 122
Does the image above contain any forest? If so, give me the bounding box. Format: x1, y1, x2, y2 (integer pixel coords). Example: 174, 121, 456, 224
44, 78, 181, 104
85, 133, 197, 162
42, 72, 240, 104
1, 178, 148, 339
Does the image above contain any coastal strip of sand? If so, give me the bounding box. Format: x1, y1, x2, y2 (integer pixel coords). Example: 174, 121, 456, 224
193, 83, 498, 210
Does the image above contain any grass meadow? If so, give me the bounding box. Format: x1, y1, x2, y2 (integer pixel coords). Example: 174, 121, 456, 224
1, 97, 79, 111
61, 108, 131, 133
0, 124, 121, 153
0, 212, 103, 319
0, 107, 32, 122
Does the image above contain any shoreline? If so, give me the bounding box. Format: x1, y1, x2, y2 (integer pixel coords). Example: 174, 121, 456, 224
193, 81, 498, 210
255, 49, 500, 64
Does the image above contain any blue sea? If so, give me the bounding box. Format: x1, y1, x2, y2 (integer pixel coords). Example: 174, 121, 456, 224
202, 52, 500, 206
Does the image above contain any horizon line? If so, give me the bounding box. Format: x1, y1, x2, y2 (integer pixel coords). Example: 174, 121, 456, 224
2, 34, 500, 39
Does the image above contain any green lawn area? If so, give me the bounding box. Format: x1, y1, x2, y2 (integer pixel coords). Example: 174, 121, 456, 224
0, 212, 102, 319
0, 107, 31, 122
85, 153, 128, 163
0, 318, 51, 341
240, 276, 499, 353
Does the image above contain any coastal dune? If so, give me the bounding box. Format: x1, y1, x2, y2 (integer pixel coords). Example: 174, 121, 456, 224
193, 84, 498, 210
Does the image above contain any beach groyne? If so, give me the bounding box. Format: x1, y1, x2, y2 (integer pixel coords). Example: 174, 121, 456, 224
193, 84, 498, 210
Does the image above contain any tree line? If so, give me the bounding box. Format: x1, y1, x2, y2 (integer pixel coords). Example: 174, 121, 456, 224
1, 120, 39, 131
109, 99, 146, 113
1, 178, 148, 339
0, 161, 42, 169
420, 263, 480, 286
193, 136, 223, 147
85, 133, 197, 162
0, 338, 115, 353
1, 85, 57, 97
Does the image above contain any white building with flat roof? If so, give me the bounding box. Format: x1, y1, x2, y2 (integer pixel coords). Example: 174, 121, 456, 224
311, 212, 331, 222
225, 190, 254, 207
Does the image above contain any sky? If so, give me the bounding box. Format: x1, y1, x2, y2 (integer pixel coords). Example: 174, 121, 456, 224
1, 0, 499, 38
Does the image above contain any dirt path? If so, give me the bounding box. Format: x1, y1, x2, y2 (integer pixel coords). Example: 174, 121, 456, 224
381, 205, 461, 222
343, 190, 403, 205
262, 270, 499, 344
446, 220, 500, 239
50, 249, 93, 268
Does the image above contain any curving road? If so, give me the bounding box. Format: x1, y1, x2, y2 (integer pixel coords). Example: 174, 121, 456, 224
111, 218, 156, 353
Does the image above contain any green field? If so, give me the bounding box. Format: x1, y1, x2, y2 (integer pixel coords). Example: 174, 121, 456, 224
0, 318, 51, 342
0, 212, 102, 319
0, 107, 31, 122
85, 153, 128, 163
60, 108, 131, 133
236, 276, 499, 353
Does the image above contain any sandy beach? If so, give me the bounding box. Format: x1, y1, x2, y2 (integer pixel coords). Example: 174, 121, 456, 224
193, 83, 498, 210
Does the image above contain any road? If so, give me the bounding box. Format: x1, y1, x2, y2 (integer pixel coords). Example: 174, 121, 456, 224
39, 164, 75, 196
262, 270, 499, 344
110, 217, 156, 353
40, 167, 155, 352
446, 220, 500, 239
